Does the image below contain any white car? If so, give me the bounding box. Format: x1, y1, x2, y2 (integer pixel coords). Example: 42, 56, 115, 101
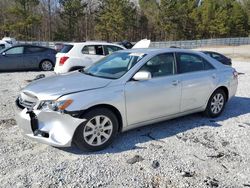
0, 40, 12, 51
54, 39, 151, 74
2, 37, 17, 45
54, 42, 126, 74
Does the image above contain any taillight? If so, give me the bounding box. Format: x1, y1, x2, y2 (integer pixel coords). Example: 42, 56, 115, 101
59, 56, 69, 66
233, 69, 238, 79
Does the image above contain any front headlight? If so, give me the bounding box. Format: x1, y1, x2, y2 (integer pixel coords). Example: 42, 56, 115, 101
38, 99, 73, 111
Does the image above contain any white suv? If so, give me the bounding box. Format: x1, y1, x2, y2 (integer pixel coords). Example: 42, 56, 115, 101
54, 42, 126, 74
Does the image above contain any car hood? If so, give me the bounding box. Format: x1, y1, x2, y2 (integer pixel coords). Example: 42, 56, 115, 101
22, 71, 112, 100
132, 39, 151, 49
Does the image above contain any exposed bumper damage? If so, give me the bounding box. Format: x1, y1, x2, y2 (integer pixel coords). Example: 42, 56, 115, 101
16, 108, 86, 147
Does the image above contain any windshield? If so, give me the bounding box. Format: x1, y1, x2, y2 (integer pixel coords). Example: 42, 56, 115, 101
84, 52, 147, 79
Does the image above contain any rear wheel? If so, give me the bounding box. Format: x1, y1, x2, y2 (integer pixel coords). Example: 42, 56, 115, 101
204, 89, 226, 118
74, 108, 119, 151
40, 60, 53, 71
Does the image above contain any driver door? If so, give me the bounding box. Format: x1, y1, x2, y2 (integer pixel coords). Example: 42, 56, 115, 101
0, 46, 24, 71
125, 53, 182, 125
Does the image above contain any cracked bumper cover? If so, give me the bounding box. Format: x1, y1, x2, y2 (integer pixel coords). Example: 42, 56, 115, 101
16, 108, 86, 147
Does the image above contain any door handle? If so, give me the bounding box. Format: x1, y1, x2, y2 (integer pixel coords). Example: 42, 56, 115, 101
172, 80, 180, 86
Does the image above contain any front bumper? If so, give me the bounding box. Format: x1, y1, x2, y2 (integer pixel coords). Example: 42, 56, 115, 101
16, 108, 86, 147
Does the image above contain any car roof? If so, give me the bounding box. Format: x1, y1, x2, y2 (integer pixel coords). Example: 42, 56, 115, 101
201, 50, 220, 54
65, 41, 125, 47
11, 44, 50, 48
120, 48, 206, 56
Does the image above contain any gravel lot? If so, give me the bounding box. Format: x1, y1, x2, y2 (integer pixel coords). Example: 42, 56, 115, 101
0, 59, 250, 187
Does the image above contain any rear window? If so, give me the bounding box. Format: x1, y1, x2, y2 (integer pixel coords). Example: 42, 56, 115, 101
60, 44, 73, 53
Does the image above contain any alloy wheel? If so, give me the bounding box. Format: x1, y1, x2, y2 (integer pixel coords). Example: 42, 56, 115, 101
211, 93, 224, 114
83, 115, 113, 146
41, 61, 53, 71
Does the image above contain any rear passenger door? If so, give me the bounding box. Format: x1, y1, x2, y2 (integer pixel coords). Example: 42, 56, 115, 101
82, 45, 105, 65
176, 53, 217, 112
23, 46, 44, 69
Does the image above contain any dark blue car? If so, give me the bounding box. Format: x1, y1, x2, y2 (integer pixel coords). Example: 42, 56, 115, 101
201, 51, 232, 66
0, 44, 56, 71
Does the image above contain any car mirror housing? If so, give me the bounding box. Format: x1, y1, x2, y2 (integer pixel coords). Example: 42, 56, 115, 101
133, 71, 152, 81
2, 52, 6, 56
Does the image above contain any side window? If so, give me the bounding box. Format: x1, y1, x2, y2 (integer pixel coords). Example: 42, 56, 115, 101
82, 45, 104, 55
25, 47, 45, 53
82, 45, 95, 54
5, 47, 24, 55
139, 53, 175, 78
95, 45, 104, 55
104, 45, 123, 55
176, 53, 214, 74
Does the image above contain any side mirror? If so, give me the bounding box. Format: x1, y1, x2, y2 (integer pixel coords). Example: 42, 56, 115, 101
133, 71, 152, 81
2, 52, 6, 56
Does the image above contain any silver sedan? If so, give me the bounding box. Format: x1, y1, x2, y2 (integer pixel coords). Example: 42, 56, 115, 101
16, 48, 238, 151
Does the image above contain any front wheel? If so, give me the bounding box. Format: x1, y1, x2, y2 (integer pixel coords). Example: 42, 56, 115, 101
204, 89, 226, 118
73, 108, 119, 151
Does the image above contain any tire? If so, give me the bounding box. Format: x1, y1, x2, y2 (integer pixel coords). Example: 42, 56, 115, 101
204, 89, 226, 118
40, 60, 53, 71
73, 108, 119, 151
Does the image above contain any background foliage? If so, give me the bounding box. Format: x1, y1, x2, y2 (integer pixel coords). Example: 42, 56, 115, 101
0, 0, 249, 41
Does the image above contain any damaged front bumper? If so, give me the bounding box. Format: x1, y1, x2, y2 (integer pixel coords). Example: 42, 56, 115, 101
16, 108, 86, 147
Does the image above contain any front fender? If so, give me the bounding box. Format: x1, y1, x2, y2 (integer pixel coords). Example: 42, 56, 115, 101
60, 84, 128, 129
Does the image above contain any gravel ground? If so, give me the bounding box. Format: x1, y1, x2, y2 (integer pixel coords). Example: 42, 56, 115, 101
0, 60, 250, 188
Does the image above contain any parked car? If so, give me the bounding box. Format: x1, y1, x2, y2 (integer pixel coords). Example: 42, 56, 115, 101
54, 41, 126, 74
0, 40, 12, 51
0, 44, 56, 71
201, 51, 232, 66
2, 37, 17, 45
118, 40, 134, 49
16, 48, 238, 151
54, 39, 151, 74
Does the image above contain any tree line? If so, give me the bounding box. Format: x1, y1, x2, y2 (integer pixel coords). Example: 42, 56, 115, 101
0, 0, 249, 42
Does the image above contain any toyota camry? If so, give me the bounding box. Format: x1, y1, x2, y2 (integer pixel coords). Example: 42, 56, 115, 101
16, 48, 238, 151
